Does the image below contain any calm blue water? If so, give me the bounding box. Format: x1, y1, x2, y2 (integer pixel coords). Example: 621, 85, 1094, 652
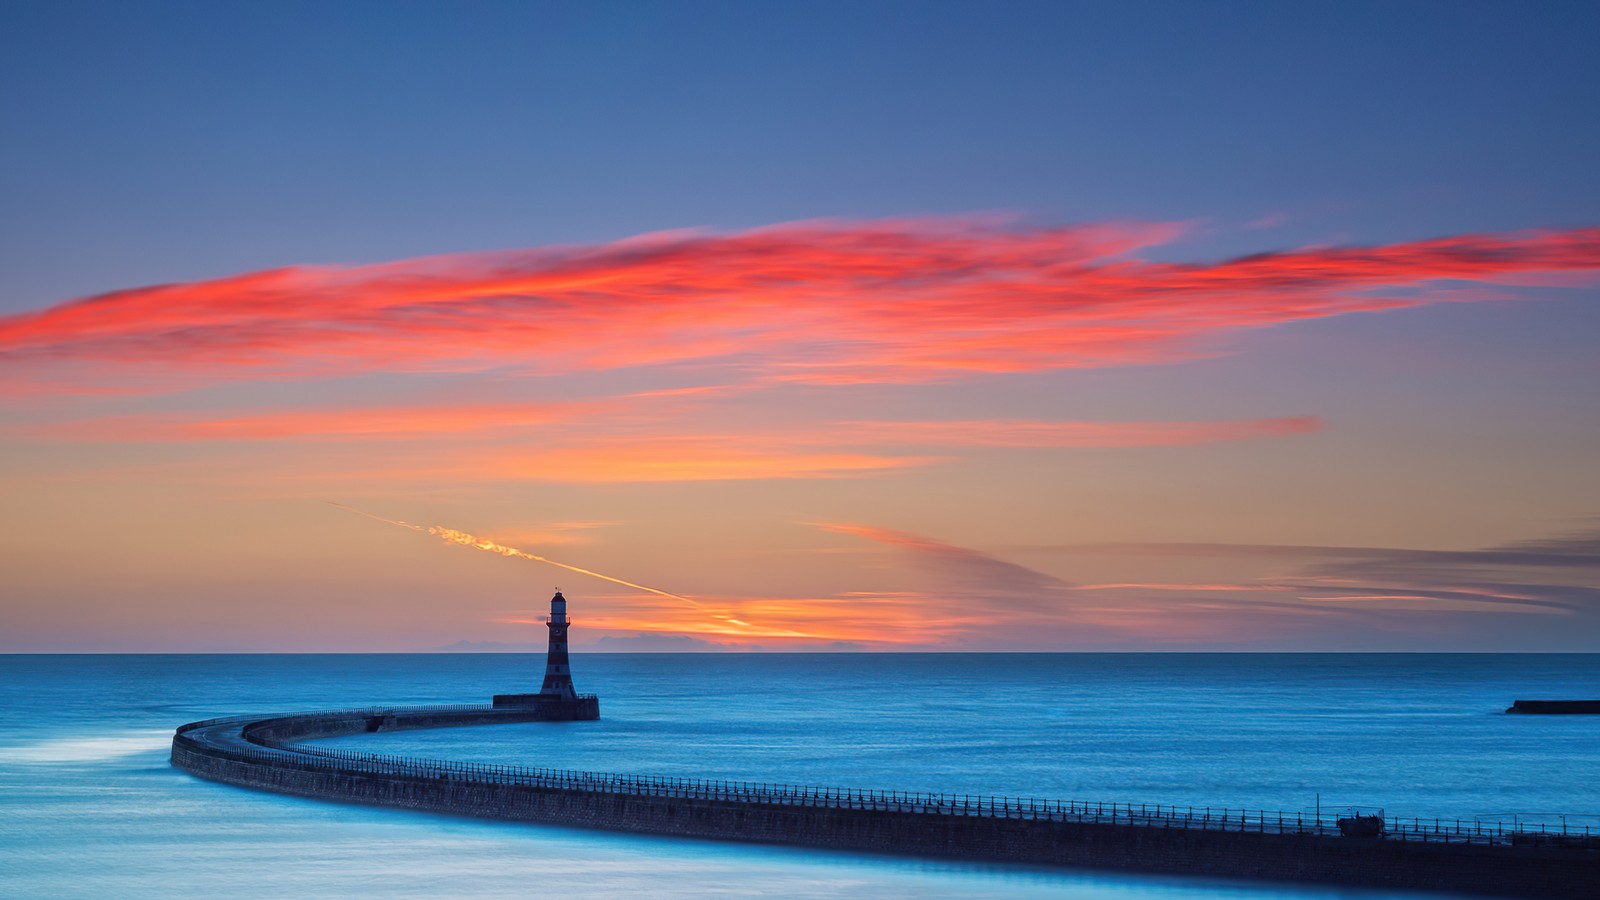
2, 653, 1597, 898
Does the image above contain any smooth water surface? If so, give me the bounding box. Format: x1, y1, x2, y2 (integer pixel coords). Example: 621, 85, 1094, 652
3, 653, 1597, 897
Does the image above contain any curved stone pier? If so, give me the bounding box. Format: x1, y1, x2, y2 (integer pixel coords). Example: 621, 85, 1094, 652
172, 704, 1598, 898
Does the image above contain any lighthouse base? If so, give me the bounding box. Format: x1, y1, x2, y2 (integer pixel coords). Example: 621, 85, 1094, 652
490, 694, 601, 719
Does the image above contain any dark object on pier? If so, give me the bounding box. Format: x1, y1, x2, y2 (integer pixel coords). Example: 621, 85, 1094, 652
1506, 699, 1600, 714
1337, 815, 1386, 838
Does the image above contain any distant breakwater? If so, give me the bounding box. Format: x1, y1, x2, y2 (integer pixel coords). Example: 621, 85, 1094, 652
171, 705, 1598, 899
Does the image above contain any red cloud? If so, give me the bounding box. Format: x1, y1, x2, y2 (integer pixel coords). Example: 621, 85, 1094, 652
38, 401, 610, 441
5, 219, 1597, 395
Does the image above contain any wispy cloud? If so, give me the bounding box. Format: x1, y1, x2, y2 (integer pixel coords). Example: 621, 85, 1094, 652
809, 523, 1359, 647
481, 441, 938, 482
833, 416, 1320, 447
491, 525, 1600, 648
808, 523, 1600, 648
1283, 528, 1600, 618
33, 400, 613, 441
814, 523, 1075, 606
5, 219, 1597, 396
19, 407, 1321, 483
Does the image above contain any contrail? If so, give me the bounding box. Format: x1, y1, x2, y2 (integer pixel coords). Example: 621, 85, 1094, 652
328, 502, 707, 611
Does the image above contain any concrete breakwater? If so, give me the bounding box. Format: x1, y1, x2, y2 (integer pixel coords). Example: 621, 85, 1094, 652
172, 705, 1598, 898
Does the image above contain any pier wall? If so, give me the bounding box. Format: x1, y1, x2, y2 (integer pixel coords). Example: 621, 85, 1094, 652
171, 707, 1598, 899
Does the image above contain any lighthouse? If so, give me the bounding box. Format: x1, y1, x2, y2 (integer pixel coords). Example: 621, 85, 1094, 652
539, 590, 577, 699
490, 590, 600, 719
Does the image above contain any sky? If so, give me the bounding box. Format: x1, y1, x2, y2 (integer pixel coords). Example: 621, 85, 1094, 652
2, 0, 1598, 652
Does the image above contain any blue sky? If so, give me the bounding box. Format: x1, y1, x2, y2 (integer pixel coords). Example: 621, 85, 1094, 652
4, 0, 1597, 306
2, 1, 1597, 651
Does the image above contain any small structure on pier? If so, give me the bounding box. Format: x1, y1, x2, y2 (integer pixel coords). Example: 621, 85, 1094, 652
493, 590, 600, 718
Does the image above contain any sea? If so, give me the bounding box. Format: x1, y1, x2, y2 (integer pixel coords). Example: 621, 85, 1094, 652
2, 653, 1597, 898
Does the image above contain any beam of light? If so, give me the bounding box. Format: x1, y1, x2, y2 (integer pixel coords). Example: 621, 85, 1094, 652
329, 504, 823, 639
328, 501, 706, 610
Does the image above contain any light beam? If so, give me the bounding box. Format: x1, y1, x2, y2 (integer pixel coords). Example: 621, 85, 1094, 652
328, 502, 707, 611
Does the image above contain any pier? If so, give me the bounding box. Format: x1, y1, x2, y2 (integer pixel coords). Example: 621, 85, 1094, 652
171, 704, 1597, 899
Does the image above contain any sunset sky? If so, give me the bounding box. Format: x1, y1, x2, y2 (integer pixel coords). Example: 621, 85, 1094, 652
3, 1, 1598, 651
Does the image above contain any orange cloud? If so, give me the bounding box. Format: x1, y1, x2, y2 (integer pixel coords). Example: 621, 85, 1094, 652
18, 401, 1320, 485
452, 415, 1314, 481
5, 219, 1597, 395
503, 588, 964, 645
654, 596, 994, 645
486, 441, 938, 482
